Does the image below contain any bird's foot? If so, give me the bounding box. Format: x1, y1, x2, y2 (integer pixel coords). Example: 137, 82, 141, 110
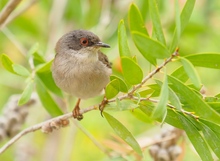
72, 99, 83, 121
72, 106, 83, 121
99, 96, 108, 117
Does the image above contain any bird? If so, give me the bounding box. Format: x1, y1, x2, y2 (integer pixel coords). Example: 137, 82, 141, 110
52, 30, 112, 120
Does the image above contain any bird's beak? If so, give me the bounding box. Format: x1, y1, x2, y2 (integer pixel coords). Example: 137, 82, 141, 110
94, 42, 110, 48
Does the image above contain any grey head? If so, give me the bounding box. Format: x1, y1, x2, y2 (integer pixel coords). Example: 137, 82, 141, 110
55, 30, 110, 54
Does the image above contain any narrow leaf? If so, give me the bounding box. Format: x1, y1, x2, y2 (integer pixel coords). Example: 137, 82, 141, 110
180, 57, 201, 89
168, 87, 182, 110
110, 75, 128, 92
12, 64, 30, 77
36, 77, 63, 117
132, 31, 170, 59
170, 0, 196, 52
121, 57, 143, 85
118, 20, 131, 57
105, 79, 120, 99
36, 60, 63, 97
149, 0, 166, 45
168, 75, 220, 124
171, 66, 188, 82
1, 54, 15, 74
185, 53, 220, 69
178, 114, 213, 161
128, 3, 149, 35
104, 112, 142, 156
175, 0, 181, 42
200, 121, 220, 158
152, 74, 168, 122
18, 81, 34, 105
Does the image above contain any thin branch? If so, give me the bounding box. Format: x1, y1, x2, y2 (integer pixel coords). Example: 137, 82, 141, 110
0, 0, 22, 28
0, 50, 179, 154
0, 106, 96, 154
1, 0, 38, 30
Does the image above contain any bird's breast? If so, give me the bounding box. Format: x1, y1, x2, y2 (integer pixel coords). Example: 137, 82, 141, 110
52, 54, 112, 99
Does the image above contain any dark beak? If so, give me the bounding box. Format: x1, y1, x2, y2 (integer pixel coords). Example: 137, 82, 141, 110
94, 42, 110, 48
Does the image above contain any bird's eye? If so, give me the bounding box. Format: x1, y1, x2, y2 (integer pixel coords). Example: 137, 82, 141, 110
80, 38, 89, 46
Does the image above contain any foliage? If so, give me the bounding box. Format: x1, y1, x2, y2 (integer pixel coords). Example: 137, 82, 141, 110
1, 0, 220, 160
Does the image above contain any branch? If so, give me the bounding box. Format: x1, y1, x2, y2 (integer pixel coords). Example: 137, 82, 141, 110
0, 0, 22, 28
0, 106, 96, 154
0, 50, 179, 154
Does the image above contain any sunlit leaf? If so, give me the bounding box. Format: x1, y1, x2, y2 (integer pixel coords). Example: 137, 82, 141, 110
200, 121, 220, 158
171, 66, 188, 82
178, 114, 213, 160
168, 87, 182, 110
129, 3, 149, 35
132, 31, 170, 59
180, 57, 201, 89
18, 81, 34, 105
110, 75, 128, 93
36, 60, 63, 97
170, 0, 196, 52
104, 112, 142, 156
168, 75, 220, 124
36, 77, 63, 117
118, 20, 131, 57
1, 54, 15, 74
105, 79, 120, 99
152, 74, 168, 122
12, 64, 30, 77
121, 57, 143, 85
149, 0, 166, 45
185, 53, 220, 69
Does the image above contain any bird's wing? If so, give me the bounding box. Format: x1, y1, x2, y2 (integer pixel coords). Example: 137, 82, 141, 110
98, 51, 112, 68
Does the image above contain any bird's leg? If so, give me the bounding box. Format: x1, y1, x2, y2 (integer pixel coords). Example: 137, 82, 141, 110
72, 98, 83, 121
99, 96, 108, 117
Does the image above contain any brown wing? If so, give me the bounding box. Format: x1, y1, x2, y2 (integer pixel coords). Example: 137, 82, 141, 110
98, 51, 112, 68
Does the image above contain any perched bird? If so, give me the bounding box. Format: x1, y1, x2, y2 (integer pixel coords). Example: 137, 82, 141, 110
52, 30, 112, 120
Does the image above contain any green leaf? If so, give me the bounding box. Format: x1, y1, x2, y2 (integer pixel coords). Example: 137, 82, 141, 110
36, 60, 63, 97
149, 0, 166, 45
116, 99, 139, 111
27, 43, 39, 57
12, 64, 30, 77
36, 77, 63, 117
121, 57, 143, 85
171, 66, 188, 82
185, 53, 220, 69
105, 79, 120, 99
110, 75, 128, 93
168, 87, 182, 110
180, 57, 201, 89
200, 121, 220, 158
131, 108, 153, 123
104, 112, 142, 156
152, 74, 168, 122
170, 0, 196, 52
128, 3, 149, 35
175, 0, 181, 42
178, 114, 213, 161
132, 31, 170, 59
168, 75, 220, 124
1, 54, 16, 74
118, 20, 131, 57
18, 81, 34, 105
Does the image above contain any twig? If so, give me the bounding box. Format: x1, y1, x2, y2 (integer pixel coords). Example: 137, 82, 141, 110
0, 50, 179, 154
0, 0, 22, 28
109, 50, 179, 103
0, 106, 96, 154
1, 0, 38, 30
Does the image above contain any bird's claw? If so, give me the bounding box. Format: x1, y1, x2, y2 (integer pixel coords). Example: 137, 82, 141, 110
72, 105, 83, 121
99, 97, 108, 117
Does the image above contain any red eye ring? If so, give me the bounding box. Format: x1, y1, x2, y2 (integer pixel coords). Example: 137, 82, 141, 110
80, 38, 89, 46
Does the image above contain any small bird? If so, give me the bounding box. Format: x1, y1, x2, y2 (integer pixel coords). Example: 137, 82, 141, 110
52, 30, 112, 120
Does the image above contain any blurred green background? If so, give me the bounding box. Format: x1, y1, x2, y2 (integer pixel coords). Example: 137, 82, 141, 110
1, 0, 220, 160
